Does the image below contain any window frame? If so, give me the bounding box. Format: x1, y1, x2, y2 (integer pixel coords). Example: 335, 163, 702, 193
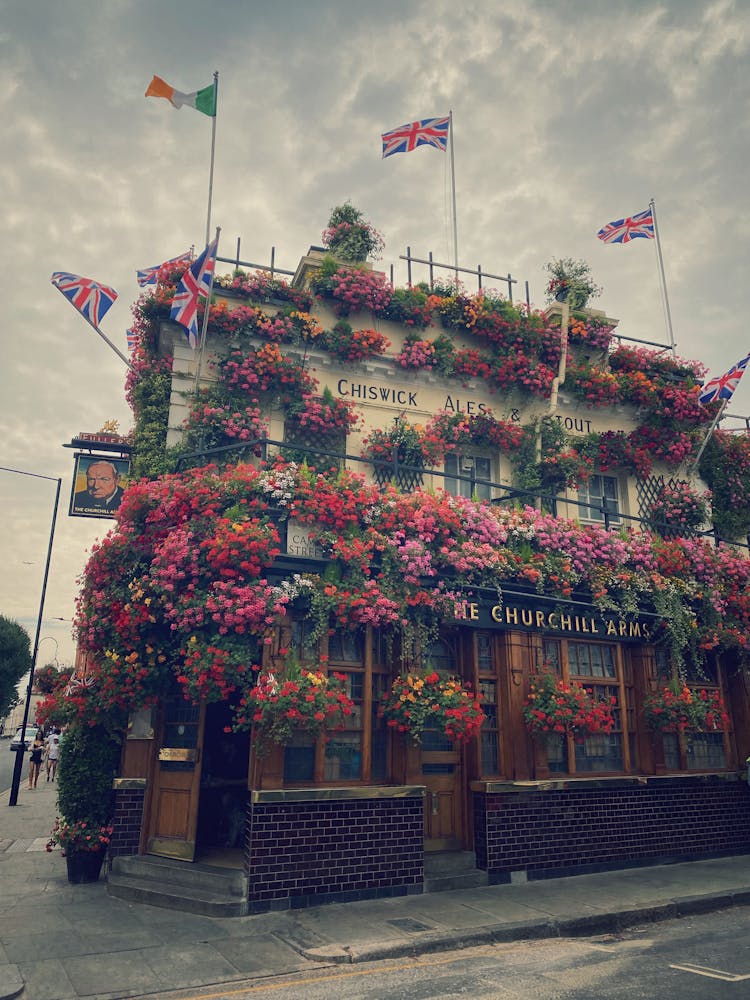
577, 473, 621, 524
443, 451, 494, 501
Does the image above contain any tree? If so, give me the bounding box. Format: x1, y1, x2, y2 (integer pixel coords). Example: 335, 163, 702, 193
0, 616, 32, 721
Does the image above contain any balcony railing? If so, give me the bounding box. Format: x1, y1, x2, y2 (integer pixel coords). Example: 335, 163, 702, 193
174, 435, 747, 550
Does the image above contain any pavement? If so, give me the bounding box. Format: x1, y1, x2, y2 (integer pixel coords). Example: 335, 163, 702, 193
2, 780, 750, 1000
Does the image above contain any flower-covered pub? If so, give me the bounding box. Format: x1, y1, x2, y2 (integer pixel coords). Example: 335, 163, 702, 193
51, 206, 750, 913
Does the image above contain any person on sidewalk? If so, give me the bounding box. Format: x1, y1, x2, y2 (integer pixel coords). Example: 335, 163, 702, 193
45, 728, 61, 782
28, 734, 44, 789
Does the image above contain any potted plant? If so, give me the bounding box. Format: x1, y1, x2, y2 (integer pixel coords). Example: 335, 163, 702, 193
321, 202, 385, 263
544, 257, 602, 311
46, 817, 115, 883
46, 723, 120, 883
379, 670, 484, 744
233, 658, 356, 756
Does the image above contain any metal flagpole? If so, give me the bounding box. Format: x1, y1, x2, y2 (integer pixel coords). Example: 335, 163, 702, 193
448, 110, 458, 276
205, 71, 219, 247
650, 197, 676, 357
51, 286, 132, 369
194, 227, 221, 393
689, 400, 727, 473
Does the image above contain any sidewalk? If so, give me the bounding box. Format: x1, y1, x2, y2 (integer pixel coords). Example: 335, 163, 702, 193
2, 780, 750, 1000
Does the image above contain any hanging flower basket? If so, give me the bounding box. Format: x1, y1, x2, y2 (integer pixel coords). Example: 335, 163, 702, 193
233, 661, 356, 755
522, 670, 615, 739
379, 671, 484, 745
644, 681, 729, 734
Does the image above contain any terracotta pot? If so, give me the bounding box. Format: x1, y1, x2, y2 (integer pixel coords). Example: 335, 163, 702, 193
65, 848, 105, 884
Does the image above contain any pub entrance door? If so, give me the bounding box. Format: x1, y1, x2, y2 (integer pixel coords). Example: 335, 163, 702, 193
146, 699, 205, 861
421, 728, 464, 851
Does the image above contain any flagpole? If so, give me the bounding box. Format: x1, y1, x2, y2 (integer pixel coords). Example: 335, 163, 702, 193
449, 109, 458, 276
194, 227, 221, 392
52, 285, 132, 369
205, 70, 219, 246
650, 197, 676, 357
689, 400, 726, 474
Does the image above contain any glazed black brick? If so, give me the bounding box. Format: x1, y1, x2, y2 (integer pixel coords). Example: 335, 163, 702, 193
109, 787, 145, 857
246, 795, 424, 909
474, 777, 750, 879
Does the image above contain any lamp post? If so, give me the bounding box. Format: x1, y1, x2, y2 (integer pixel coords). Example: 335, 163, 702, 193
0, 467, 61, 807
38, 635, 59, 667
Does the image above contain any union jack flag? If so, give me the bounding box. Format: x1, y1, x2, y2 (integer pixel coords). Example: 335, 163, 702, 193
126, 329, 138, 351
50, 272, 118, 328
170, 235, 219, 347
381, 116, 450, 158
596, 208, 655, 244
136, 249, 193, 286
699, 353, 750, 405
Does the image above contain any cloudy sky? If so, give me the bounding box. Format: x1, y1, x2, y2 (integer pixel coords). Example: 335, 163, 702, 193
1, 0, 749, 668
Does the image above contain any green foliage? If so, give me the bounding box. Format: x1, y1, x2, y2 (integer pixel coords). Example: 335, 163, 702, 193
131, 370, 173, 478
322, 203, 384, 262
699, 433, 750, 541
544, 257, 602, 310
56, 724, 120, 827
0, 616, 31, 720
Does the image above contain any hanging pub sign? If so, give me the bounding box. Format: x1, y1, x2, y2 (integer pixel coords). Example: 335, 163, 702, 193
69, 453, 131, 519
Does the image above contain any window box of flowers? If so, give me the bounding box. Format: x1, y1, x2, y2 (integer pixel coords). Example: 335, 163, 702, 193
379, 671, 484, 745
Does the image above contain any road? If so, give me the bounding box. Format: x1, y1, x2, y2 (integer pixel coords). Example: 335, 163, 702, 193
140, 907, 750, 1000
0, 741, 25, 793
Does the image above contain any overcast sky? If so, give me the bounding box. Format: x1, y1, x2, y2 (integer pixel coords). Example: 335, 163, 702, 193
1, 0, 749, 668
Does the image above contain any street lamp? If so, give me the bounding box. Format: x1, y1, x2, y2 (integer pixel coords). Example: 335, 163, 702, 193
0, 466, 61, 807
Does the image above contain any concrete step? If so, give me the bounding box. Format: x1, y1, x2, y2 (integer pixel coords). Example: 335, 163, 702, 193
107, 872, 249, 917
107, 855, 249, 917
110, 854, 247, 896
424, 850, 488, 893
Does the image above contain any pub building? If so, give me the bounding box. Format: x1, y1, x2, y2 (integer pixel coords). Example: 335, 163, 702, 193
90, 243, 750, 915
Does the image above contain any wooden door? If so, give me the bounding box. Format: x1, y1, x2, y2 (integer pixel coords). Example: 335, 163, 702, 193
146, 699, 205, 861
421, 729, 463, 851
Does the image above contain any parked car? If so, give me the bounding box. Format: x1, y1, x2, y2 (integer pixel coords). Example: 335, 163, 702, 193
9, 726, 39, 752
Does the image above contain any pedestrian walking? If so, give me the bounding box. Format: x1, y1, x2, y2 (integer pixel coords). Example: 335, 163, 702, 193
45, 728, 61, 782
28, 733, 44, 789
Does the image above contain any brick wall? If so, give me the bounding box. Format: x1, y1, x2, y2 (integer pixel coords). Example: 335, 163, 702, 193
475, 775, 750, 882
246, 794, 424, 911
110, 786, 145, 857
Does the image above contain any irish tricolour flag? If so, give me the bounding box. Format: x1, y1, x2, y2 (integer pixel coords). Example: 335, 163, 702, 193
145, 75, 216, 117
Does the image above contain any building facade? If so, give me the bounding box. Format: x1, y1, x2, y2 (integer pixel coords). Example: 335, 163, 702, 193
76, 246, 750, 912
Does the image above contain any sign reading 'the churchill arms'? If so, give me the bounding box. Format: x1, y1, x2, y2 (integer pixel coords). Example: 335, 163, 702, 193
453, 598, 653, 643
